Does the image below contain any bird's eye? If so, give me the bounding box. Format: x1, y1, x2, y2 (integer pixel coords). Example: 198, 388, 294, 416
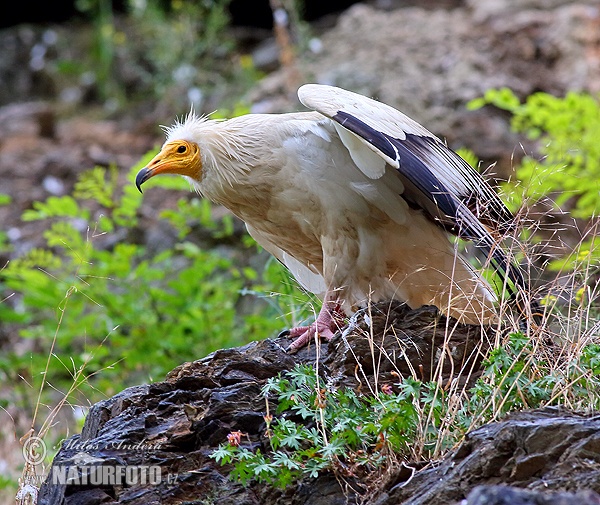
177, 145, 187, 154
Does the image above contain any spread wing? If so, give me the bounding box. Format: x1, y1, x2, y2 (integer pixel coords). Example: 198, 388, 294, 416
298, 83, 526, 297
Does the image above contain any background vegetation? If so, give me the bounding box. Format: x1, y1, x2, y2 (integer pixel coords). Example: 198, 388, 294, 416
4, 86, 599, 495
1, 0, 599, 499
16, 0, 265, 114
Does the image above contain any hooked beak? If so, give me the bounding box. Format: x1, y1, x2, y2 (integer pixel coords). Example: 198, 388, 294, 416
134, 140, 201, 194
135, 167, 151, 193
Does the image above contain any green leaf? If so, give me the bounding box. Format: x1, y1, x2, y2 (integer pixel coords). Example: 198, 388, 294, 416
74, 166, 117, 208
210, 444, 236, 464
22, 196, 84, 221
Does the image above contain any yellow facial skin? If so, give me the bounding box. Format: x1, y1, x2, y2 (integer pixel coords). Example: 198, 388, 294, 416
135, 140, 201, 192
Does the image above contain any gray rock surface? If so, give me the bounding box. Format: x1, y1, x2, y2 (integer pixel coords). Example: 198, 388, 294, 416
376, 407, 600, 504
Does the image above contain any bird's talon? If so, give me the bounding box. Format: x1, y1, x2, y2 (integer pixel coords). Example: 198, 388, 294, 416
285, 343, 299, 354
278, 329, 291, 338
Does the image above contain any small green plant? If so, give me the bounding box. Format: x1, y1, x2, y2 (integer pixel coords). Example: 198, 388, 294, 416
464, 333, 600, 427
468, 88, 600, 272
212, 364, 425, 488
212, 333, 600, 489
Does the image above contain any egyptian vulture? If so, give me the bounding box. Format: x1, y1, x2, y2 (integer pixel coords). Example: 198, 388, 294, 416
136, 84, 532, 350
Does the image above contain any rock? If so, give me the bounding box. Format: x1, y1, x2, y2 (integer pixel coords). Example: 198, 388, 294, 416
37, 303, 600, 504
375, 407, 600, 504
0, 26, 58, 106
325, 302, 488, 391
463, 485, 600, 505
0, 101, 55, 139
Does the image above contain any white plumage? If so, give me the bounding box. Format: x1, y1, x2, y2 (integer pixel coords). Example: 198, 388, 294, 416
136, 84, 530, 349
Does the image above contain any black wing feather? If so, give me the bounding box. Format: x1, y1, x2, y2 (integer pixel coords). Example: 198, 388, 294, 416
332, 110, 525, 297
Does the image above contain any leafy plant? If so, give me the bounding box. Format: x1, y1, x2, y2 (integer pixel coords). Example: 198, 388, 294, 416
0, 152, 313, 412
212, 332, 600, 489
212, 364, 424, 488
468, 89, 600, 272
469, 88, 600, 217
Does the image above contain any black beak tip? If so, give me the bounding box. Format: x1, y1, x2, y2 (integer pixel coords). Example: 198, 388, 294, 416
135, 167, 150, 194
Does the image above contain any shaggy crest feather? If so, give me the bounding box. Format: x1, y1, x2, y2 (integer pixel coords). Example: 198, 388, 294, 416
163, 109, 260, 191
162, 108, 221, 143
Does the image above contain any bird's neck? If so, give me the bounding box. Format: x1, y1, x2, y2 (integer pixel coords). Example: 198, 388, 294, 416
191, 117, 265, 201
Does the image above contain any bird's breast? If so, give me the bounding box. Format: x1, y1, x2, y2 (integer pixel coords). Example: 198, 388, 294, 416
200, 113, 402, 275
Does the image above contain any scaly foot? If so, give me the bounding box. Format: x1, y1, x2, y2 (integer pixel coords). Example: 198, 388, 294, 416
281, 303, 345, 352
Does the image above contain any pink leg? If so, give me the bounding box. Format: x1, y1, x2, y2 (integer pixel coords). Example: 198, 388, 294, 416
283, 300, 346, 352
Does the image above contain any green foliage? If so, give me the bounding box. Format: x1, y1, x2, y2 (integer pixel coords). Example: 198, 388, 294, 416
75, 0, 117, 100
469, 88, 600, 218
127, 0, 235, 97
469, 88, 600, 272
0, 194, 12, 254
0, 153, 312, 410
454, 147, 480, 170
0, 474, 17, 495
64, 0, 263, 110
212, 334, 600, 488
211, 364, 424, 488
463, 333, 600, 428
